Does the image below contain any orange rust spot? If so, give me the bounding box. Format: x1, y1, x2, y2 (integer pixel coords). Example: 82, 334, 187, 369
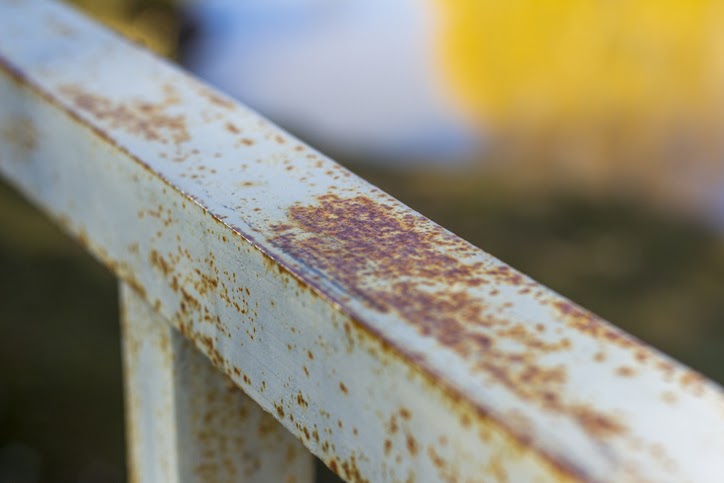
339, 382, 349, 395
405, 433, 418, 456
149, 249, 173, 277
60, 85, 190, 145
275, 404, 285, 419
571, 405, 624, 438
388, 415, 399, 434
240, 138, 254, 146
225, 122, 240, 134
197, 87, 235, 109
552, 301, 643, 355
679, 370, 707, 396
616, 366, 635, 377
306, 350, 314, 360
123, 276, 147, 300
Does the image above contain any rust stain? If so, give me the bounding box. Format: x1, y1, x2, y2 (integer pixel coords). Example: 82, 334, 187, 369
325, 453, 368, 483
196, 86, 235, 110
1, 116, 38, 155
268, 194, 627, 443
59, 84, 190, 145
405, 433, 418, 456
616, 366, 635, 378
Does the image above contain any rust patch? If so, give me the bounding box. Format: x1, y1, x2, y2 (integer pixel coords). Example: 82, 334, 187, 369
269, 194, 626, 442
59, 85, 190, 145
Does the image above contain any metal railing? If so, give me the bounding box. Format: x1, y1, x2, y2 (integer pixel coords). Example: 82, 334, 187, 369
1, 1, 723, 481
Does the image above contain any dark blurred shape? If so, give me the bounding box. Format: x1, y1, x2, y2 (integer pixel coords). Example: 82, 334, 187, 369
0, 182, 124, 483
0, 444, 41, 483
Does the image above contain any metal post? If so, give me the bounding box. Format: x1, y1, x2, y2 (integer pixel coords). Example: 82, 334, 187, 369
119, 282, 314, 483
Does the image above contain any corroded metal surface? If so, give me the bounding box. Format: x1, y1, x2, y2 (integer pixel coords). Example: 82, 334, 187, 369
2, 1, 724, 482
120, 282, 313, 483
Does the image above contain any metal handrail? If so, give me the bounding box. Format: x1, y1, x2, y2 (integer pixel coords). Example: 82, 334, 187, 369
1, 1, 723, 481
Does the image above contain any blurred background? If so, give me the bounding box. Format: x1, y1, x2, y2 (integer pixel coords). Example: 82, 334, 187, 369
3, 0, 724, 481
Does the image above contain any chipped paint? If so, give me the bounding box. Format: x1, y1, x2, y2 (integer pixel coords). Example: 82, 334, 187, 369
2, 1, 724, 482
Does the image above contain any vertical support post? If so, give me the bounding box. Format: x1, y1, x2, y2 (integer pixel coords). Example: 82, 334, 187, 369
119, 283, 314, 483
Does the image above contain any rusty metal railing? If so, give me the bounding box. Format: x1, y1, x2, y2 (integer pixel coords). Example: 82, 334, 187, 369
2, 1, 724, 482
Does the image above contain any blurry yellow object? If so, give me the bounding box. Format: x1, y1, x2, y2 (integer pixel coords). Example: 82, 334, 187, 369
436, 0, 724, 125
67, 0, 178, 58
434, 0, 724, 205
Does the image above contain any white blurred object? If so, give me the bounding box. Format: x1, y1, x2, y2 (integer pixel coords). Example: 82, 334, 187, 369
181, 0, 477, 164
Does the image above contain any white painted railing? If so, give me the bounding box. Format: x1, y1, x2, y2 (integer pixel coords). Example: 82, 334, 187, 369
2, 1, 724, 482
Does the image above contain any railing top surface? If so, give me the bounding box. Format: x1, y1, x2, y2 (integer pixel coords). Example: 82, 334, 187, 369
1, 1, 724, 482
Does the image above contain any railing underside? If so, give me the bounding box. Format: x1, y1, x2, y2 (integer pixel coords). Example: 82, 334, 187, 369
1, 1, 724, 482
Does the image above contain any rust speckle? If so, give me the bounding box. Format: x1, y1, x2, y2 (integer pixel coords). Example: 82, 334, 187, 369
269, 194, 626, 440
149, 249, 172, 276
275, 404, 285, 419
616, 366, 635, 378
197, 86, 235, 109
59, 85, 190, 145
339, 382, 349, 395
405, 433, 418, 456
679, 370, 707, 396
225, 122, 240, 134
571, 405, 624, 438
